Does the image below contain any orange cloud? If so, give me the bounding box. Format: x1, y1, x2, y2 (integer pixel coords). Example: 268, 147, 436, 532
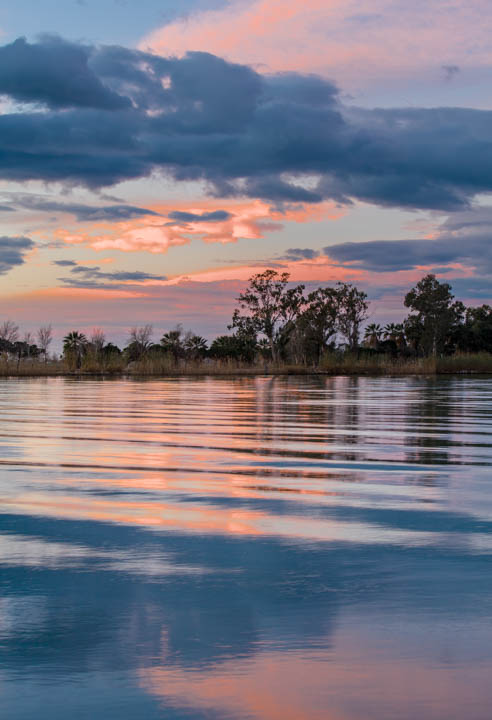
55, 199, 344, 255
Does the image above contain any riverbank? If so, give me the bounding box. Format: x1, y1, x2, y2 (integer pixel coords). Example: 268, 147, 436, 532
1, 352, 492, 377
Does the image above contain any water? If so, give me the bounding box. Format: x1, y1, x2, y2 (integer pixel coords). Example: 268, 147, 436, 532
0, 375, 492, 720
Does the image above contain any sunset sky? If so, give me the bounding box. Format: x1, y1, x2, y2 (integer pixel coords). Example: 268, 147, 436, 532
1, 0, 492, 346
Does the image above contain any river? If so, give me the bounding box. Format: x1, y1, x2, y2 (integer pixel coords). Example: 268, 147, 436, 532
0, 376, 491, 719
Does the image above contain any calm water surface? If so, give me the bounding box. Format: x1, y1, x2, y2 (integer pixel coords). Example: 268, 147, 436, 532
1, 376, 492, 719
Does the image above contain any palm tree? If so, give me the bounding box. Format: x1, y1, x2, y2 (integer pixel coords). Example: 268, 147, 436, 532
161, 326, 184, 363
183, 333, 208, 361
364, 323, 383, 348
63, 331, 88, 369
384, 323, 406, 350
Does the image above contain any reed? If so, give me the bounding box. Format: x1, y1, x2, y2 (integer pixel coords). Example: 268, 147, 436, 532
318, 352, 437, 375
128, 356, 269, 376
0, 360, 64, 376
0, 352, 491, 377
436, 352, 492, 374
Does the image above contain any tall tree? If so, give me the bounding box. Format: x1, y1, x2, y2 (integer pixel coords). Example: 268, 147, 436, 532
336, 283, 369, 351
404, 274, 464, 356
231, 270, 304, 363
297, 287, 339, 364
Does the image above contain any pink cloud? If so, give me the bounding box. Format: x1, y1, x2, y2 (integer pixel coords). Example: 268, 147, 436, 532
141, 0, 492, 100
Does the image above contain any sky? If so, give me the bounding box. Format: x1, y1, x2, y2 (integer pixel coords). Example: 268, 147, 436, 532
1, 0, 492, 347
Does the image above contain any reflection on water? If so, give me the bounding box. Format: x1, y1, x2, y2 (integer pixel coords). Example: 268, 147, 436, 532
1, 376, 492, 719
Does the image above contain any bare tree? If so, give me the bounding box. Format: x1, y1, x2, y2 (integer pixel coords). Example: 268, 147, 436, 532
128, 325, 153, 359
0, 320, 19, 344
37, 325, 53, 362
90, 328, 106, 354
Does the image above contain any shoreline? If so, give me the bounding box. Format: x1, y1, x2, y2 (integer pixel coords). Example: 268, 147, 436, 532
1, 365, 492, 379
2, 352, 492, 378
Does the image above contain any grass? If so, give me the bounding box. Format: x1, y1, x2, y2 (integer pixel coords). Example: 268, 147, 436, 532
0, 360, 65, 377
0, 352, 491, 377
318, 352, 438, 375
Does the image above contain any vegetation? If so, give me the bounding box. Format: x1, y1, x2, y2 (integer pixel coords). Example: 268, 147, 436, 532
0, 270, 492, 376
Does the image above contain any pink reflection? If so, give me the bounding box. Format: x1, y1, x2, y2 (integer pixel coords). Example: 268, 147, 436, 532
139, 640, 492, 720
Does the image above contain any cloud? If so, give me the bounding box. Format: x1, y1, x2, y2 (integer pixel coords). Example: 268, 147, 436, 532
323, 207, 492, 272
55, 199, 341, 254
168, 210, 232, 223
442, 64, 460, 81
2, 37, 492, 211
141, 0, 492, 100
0, 193, 160, 221
58, 263, 167, 289
0, 36, 130, 110
281, 248, 320, 261
324, 239, 448, 271
0, 236, 35, 275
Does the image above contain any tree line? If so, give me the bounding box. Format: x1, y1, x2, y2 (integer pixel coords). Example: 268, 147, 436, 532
1, 271, 491, 369
215, 270, 492, 363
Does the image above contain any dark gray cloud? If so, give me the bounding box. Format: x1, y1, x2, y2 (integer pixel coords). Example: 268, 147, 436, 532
1, 37, 492, 211
323, 207, 492, 273
2, 194, 160, 221
0, 36, 130, 110
324, 239, 450, 271
442, 64, 460, 81
281, 247, 320, 261
59, 263, 166, 288
0, 236, 34, 275
168, 210, 232, 223
442, 276, 492, 298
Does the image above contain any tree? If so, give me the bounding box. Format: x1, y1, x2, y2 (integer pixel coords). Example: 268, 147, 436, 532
231, 270, 304, 363
128, 324, 153, 360
0, 320, 19, 344
161, 326, 184, 362
297, 287, 339, 364
183, 332, 208, 361
101, 342, 121, 359
90, 328, 106, 355
459, 305, 492, 353
209, 333, 257, 363
336, 283, 369, 351
63, 331, 88, 369
404, 274, 464, 356
37, 324, 53, 362
380, 323, 406, 356
363, 323, 383, 349
22, 332, 34, 359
